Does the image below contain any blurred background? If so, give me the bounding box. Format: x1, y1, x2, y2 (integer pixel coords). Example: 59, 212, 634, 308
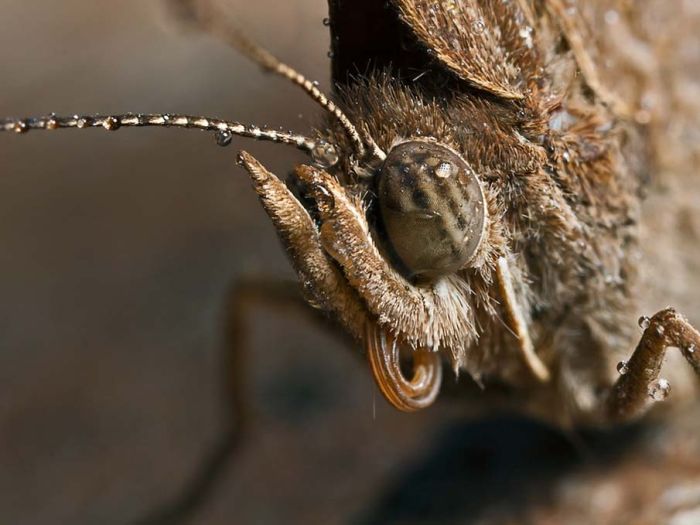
0, 1, 464, 523
0, 1, 699, 525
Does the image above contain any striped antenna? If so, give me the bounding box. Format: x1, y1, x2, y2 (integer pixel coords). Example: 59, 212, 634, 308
0, 113, 340, 167
195, 9, 386, 162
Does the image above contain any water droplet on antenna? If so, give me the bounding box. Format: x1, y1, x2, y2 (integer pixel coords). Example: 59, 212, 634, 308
638, 316, 650, 330
215, 129, 233, 147
13, 120, 27, 133
103, 116, 120, 131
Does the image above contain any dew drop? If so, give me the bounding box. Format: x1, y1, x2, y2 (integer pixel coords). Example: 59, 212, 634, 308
102, 116, 120, 131
215, 129, 233, 147
616, 360, 629, 375
311, 140, 339, 168
322, 17, 330, 26
648, 378, 671, 401
76, 117, 90, 129
327, 50, 334, 58
655, 324, 665, 336
46, 117, 58, 130
638, 316, 651, 330
435, 161, 453, 178
13, 120, 27, 133
687, 343, 696, 354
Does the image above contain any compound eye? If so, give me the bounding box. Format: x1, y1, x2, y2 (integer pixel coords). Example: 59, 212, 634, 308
377, 141, 487, 279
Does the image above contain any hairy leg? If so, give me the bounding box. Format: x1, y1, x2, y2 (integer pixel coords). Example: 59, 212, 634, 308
606, 308, 700, 423
136, 151, 379, 520
136, 278, 324, 525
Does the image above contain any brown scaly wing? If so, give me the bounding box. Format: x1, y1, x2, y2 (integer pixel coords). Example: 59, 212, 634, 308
327, 0, 538, 99
328, 0, 630, 107
390, 0, 540, 99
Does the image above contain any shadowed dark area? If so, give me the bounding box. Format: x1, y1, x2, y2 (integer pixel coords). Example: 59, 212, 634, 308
356, 416, 648, 525
328, 0, 437, 86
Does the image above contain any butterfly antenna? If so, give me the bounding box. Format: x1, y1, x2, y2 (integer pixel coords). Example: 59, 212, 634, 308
0, 113, 340, 165
197, 10, 386, 162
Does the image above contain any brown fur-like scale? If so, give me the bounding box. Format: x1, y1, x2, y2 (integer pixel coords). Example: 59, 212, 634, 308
315, 1, 643, 422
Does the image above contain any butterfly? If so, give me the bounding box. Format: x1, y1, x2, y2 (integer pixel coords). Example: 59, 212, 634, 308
3, 0, 700, 423
2, 0, 700, 522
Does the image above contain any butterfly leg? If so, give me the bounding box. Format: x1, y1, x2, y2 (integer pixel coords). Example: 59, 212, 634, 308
136, 277, 327, 525
136, 152, 372, 523
606, 308, 700, 423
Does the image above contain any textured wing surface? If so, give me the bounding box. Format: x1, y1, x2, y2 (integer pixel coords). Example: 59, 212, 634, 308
392, 0, 539, 99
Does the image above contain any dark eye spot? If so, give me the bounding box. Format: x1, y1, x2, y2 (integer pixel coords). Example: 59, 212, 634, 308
412, 188, 430, 209
457, 214, 467, 230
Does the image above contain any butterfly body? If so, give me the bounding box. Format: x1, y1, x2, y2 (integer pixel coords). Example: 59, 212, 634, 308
309, 0, 644, 423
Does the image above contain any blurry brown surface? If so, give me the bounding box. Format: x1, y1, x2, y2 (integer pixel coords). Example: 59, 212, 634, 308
1, 2, 700, 525
0, 2, 457, 523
